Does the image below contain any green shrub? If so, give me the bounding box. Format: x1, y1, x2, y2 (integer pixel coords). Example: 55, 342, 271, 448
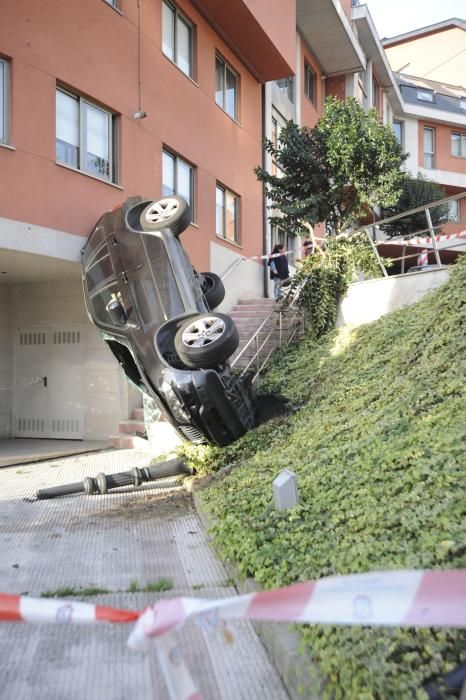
195, 258, 466, 698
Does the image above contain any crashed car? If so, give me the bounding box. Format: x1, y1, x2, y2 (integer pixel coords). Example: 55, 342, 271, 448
82, 195, 257, 446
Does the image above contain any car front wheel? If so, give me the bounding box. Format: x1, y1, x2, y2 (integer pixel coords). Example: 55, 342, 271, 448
139, 196, 192, 236
174, 313, 239, 368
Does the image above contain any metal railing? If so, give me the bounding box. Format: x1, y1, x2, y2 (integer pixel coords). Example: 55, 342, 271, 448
231, 281, 308, 385
344, 192, 466, 277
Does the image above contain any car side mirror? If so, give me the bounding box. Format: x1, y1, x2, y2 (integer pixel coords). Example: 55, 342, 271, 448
106, 299, 128, 327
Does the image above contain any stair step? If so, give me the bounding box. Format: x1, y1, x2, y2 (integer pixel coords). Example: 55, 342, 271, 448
108, 434, 150, 450
132, 407, 144, 420
118, 419, 146, 435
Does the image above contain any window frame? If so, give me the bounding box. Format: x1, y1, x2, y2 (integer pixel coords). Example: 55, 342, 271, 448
423, 126, 435, 169
304, 61, 317, 106
161, 0, 195, 79
0, 57, 10, 145
392, 120, 403, 146
55, 86, 117, 183
162, 148, 195, 219
215, 54, 239, 121
417, 90, 434, 103
451, 131, 466, 159
215, 184, 240, 245
372, 76, 379, 109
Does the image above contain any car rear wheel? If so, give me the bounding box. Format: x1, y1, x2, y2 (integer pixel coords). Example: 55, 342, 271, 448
174, 313, 239, 368
139, 196, 192, 236
200, 272, 225, 310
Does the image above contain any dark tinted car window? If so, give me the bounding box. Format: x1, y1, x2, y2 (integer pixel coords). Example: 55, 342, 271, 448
85, 246, 115, 292
90, 283, 126, 328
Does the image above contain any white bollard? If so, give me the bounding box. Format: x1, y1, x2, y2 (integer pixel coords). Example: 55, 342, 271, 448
273, 469, 299, 510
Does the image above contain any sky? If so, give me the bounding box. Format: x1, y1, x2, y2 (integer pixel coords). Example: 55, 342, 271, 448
363, 0, 465, 40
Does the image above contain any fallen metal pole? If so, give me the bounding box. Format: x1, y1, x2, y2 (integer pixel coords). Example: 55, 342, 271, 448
36, 458, 192, 500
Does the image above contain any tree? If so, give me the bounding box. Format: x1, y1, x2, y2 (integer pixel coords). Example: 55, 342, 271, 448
379, 174, 451, 238
255, 96, 407, 236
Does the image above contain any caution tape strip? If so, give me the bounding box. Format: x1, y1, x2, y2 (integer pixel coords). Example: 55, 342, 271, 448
1, 569, 465, 700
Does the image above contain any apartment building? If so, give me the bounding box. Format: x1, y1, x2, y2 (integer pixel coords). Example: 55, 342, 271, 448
0, 0, 295, 441
382, 19, 466, 236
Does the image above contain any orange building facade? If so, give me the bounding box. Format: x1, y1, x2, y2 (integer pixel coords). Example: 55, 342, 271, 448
0, 0, 296, 441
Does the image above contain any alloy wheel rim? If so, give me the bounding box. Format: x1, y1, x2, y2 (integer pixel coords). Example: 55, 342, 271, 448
144, 198, 180, 224
181, 317, 225, 347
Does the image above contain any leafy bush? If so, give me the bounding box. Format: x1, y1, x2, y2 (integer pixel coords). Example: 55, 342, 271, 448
290, 233, 384, 338
194, 259, 466, 698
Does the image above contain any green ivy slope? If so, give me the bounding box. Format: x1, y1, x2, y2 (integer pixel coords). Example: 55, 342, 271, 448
186, 258, 466, 699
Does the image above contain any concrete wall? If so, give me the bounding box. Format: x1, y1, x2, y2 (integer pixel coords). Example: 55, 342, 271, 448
5, 277, 134, 440
337, 268, 450, 328
210, 240, 264, 310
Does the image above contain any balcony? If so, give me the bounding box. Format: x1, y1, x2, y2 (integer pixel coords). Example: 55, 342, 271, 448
296, 0, 365, 76
191, 0, 296, 81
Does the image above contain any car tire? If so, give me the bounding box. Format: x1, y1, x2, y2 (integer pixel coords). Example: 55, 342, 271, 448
200, 272, 225, 310
174, 313, 239, 368
139, 196, 192, 237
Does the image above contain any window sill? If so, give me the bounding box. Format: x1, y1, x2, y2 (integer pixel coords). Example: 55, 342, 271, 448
101, 0, 124, 16
162, 53, 198, 88
0, 142, 16, 151
215, 103, 241, 127
215, 234, 242, 249
56, 161, 123, 189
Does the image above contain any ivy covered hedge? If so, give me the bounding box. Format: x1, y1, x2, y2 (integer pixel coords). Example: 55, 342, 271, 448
182, 259, 466, 698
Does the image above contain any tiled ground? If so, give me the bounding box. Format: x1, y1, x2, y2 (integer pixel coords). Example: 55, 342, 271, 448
0, 449, 289, 700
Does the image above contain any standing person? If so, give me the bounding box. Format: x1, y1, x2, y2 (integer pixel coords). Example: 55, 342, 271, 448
268, 243, 290, 301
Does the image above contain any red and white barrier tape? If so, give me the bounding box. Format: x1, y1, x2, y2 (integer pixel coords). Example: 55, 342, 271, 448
382, 231, 466, 247
1, 570, 465, 700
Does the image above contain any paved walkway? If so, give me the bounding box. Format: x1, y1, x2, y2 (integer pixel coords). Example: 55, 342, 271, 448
0, 449, 290, 700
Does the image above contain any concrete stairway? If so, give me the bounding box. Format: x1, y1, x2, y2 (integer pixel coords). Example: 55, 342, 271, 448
109, 406, 150, 450
229, 297, 279, 369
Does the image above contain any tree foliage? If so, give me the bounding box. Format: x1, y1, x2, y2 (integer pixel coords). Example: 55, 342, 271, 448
255, 96, 407, 235
289, 233, 383, 337
380, 174, 451, 239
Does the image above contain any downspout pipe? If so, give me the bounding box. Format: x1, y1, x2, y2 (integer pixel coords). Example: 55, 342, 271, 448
261, 83, 269, 298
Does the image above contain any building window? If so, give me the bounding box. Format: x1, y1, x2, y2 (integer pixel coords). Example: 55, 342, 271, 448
162, 149, 194, 213
417, 90, 434, 103
103, 0, 118, 7
451, 132, 466, 158
372, 77, 379, 108
423, 127, 435, 169
447, 199, 459, 222
162, 1, 194, 79
216, 185, 239, 243
215, 55, 238, 120
275, 76, 294, 103
393, 120, 403, 145
0, 58, 9, 144
56, 87, 116, 182
304, 61, 316, 105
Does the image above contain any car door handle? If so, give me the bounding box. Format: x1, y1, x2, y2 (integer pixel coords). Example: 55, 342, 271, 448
43, 376, 48, 387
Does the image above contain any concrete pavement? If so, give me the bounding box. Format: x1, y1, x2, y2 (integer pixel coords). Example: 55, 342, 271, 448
0, 448, 290, 700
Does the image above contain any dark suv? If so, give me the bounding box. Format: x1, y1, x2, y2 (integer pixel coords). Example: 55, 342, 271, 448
82, 195, 257, 446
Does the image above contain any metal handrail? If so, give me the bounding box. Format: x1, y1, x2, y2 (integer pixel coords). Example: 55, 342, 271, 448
231, 281, 308, 384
